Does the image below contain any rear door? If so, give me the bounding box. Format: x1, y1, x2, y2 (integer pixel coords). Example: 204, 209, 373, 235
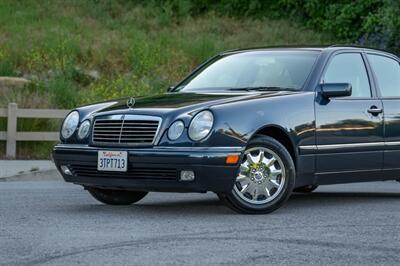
315, 52, 384, 183
366, 53, 400, 178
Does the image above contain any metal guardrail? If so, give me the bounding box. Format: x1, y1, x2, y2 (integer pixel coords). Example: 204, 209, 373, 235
0, 103, 69, 158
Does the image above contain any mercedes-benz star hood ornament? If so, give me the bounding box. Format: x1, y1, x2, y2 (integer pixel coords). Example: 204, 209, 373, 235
127, 97, 135, 108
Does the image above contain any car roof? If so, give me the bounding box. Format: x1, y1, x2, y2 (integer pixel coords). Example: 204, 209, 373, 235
221, 45, 398, 59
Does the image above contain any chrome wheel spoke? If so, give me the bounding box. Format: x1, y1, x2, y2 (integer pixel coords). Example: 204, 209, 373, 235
264, 185, 271, 197
257, 151, 265, 163
240, 161, 250, 173
265, 156, 277, 167
240, 182, 252, 193
252, 186, 259, 200
270, 165, 282, 179
236, 174, 249, 182
269, 179, 280, 188
255, 185, 268, 198
246, 153, 256, 164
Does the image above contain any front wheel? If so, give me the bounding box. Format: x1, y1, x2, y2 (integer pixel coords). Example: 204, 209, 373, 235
86, 187, 148, 205
219, 136, 295, 214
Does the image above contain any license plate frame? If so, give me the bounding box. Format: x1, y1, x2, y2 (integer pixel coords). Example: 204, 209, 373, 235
97, 151, 128, 172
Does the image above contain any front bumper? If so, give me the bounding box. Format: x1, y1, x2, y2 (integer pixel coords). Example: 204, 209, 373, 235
53, 144, 244, 193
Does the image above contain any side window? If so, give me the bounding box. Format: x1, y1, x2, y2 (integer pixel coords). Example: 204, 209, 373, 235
323, 53, 371, 98
367, 54, 400, 97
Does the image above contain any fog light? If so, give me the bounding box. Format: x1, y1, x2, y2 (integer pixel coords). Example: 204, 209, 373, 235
180, 170, 195, 181
60, 165, 72, 176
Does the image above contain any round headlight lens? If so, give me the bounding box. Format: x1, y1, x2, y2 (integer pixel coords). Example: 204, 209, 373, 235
61, 111, 79, 139
77, 120, 91, 139
168, 120, 185, 140
188, 110, 214, 141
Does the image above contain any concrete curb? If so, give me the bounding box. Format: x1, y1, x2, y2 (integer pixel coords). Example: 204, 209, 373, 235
0, 160, 58, 180
0, 169, 62, 182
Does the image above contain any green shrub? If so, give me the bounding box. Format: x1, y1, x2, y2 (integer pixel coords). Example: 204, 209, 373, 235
0, 0, 335, 159
148, 0, 400, 53
47, 77, 78, 109
0, 50, 16, 76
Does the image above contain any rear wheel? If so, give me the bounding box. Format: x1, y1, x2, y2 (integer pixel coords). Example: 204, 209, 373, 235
293, 185, 319, 193
219, 136, 295, 214
86, 187, 148, 205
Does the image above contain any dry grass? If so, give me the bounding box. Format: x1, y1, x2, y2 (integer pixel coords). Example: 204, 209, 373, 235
0, 0, 337, 159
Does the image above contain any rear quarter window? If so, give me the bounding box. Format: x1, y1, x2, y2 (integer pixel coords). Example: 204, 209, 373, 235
367, 54, 400, 97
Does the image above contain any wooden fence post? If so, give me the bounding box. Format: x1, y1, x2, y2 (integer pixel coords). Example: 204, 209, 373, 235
6, 103, 17, 159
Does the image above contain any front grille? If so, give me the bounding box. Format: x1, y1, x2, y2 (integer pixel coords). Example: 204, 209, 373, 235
69, 164, 177, 180
92, 115, 160, 146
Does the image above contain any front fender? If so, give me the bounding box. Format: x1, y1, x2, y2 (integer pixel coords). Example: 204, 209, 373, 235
208, 92, 316, 149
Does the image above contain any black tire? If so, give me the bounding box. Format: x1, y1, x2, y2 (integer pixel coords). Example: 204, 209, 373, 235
86, 187, 148, 205
293, 185, 319, 193
218, 135, 295, 214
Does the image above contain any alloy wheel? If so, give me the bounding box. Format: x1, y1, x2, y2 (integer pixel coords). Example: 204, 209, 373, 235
233, 147, 286, 205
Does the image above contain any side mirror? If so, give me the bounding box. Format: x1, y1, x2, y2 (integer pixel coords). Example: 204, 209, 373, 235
319, 83, 352, 98
167, 85, 175, 92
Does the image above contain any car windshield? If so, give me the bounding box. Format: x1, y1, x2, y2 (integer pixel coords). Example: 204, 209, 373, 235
177, 50, 319, 92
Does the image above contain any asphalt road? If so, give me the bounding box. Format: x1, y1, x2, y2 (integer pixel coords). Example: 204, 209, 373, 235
1, 180, 400, 266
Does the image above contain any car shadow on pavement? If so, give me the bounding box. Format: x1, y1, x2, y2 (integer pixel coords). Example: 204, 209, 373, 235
59, 195, 233, 216
293, 191, 400, 199
56, 190, 400, 216
287, 191, 400, 208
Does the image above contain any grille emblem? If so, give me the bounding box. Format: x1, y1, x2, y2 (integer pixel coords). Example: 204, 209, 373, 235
127, 97, 136, 108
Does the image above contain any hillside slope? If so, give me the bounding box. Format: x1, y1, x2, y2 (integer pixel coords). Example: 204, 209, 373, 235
0, 0, 336, 159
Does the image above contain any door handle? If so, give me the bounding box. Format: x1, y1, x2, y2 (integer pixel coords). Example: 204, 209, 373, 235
367, 106, 383, 115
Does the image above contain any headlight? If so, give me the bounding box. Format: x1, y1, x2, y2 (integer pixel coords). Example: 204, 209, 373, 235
168, 120, 185, 140
188, 110, 214, 141
77, 120, 91, 139
61, 111, 79, 139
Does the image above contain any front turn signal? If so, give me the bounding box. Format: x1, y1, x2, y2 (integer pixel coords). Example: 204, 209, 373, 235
226, 155, 239, 164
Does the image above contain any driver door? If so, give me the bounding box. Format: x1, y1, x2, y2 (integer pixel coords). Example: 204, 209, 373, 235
315, 52, 384, 183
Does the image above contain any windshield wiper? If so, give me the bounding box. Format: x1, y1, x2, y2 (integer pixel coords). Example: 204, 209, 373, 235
228, 86, 299, 92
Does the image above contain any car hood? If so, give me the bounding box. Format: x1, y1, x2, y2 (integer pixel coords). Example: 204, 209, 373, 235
79, 91, 300, 118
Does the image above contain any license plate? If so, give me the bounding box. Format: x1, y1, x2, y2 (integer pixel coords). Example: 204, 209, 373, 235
97, 151, 128, 172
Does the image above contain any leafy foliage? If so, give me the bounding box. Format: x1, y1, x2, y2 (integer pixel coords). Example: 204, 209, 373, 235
0, 0, 335, 159
148, 0, 400, 53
